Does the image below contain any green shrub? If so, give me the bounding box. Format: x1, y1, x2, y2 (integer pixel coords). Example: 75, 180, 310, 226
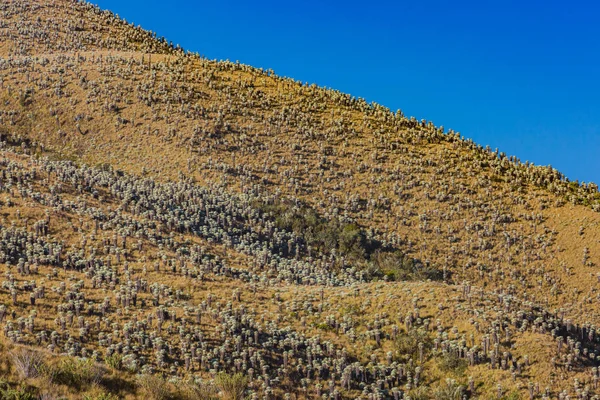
10, 348, 46, 379
314, 322, 334, 331
499, 392, 521, 400
372, 250, 444, 281
406, 386, 431, 400
136, 374, 170, 400
215, 373, 248, 400
256, 199, 445, 281
181, 380, 219, 400
395, 328, 431, 360
433, 379, 464, 400
56, 358, 105, 388
0, 379, 37, 400
104, 353, 122, 371
256, 200, 374, 262
83, 393, 119, 400
439, 352, 468, 375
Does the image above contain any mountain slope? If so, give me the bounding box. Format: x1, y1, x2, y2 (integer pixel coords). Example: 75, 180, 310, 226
0, 1, 599, 399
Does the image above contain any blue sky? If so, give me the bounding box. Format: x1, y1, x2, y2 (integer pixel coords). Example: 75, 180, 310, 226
95, 0, 600, 184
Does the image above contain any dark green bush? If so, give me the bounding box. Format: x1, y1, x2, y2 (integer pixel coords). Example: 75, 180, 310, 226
371, 249, 444, 281
256, 200, 375, 262
395, 328, 432, 361
0, 380, 37, 400
256, 199, 444, 281
54, 358, 105, 388
439, 352, 468, 375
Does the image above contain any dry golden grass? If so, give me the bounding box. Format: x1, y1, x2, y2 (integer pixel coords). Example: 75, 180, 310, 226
0, 0, 599, 399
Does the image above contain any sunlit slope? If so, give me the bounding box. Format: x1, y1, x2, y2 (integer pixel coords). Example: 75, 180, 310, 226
0, 0, 599, 399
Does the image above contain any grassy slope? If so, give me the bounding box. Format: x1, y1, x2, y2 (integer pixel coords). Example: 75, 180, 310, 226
0, 0, 599, 398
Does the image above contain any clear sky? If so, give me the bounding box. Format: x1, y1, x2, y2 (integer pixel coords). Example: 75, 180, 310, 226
94, 0, 600, 184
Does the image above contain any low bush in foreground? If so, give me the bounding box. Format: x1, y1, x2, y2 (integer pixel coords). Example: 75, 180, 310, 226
215, 373, 248, 400
10, 348, 45, 379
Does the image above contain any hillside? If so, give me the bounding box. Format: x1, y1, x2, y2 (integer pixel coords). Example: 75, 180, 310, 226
0, 1, 599, 399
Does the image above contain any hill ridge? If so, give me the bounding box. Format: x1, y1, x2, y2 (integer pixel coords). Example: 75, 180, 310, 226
0, 1, 599, 399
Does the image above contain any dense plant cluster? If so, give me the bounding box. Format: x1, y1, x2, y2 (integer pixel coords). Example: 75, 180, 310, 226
0, 0, 599, 399
0, 142, 595, 398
